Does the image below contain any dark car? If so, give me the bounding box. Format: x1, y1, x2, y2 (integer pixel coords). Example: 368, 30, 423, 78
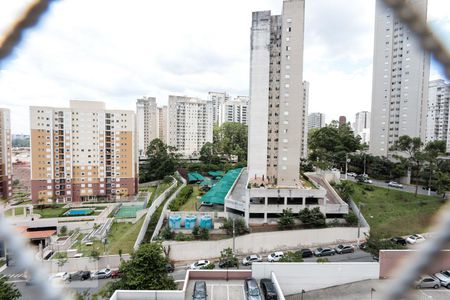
314, 247, 336, 257
193, 281, 207, 300
244, 278, 262, 300
335, 244, 355, 254
69, 271, 91, 281
260, 278, 278, 300
219, 258, 238, 269
390, 237, 407, 246
422, 185, 437, 192
296, 248, 313, 258
111, 270, 121, 279
359, 242, 368, 250
166, 263, 175, 273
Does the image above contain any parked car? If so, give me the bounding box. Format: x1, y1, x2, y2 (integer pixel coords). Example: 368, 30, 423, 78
434, 270, 450, 288
91, 268, 112, 279
359, 242, 368, 250
242, 254, 262, 266
347, 172, 357, 177
390, 237, 407, 246
296, 248, 313, 258
165, 263, 175, 273
372, 255, 379, 262
267, 251, 284, 262
334, 244, 355, 254
49, 272, 69, 284
406, 234, 426, 244
244, 278, 263, 300
192, 281, 207, 300
69, 271, 91, 281
314, 247, 335, 257
422, 185, 438, 192
219, 258, 238, 268
111, 270, 121, 279
188, 260, 212, 270
260, 278, 278, 300
414, 275, 440, 289
388, 181, 403, 188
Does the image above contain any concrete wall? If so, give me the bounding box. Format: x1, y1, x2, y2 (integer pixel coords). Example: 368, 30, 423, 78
379, 249, 450, 278
163, 227, 370, 262
43, 254, 130, 273
252, 262, 380, 295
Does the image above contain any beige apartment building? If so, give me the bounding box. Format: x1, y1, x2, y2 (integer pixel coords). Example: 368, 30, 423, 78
167, 95, 213, 158
136, 97, 158, 157
0, 108, 12, 200
30, 100, 137, 203
157, 105, 168, 144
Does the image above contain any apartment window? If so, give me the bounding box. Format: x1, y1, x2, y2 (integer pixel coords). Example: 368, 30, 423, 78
287, 27, 291, 32
286, 46, 291, 51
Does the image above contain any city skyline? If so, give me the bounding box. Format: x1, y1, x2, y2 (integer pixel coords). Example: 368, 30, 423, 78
0, 0, 448, 134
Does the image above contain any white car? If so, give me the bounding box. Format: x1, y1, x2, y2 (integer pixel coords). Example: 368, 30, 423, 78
188, 260, 211, 270
388, 181, 403, 188
242, 254, 262, 266
406, 234, 426, 244
434, 270, 450, 288
49, 272, 69, 284
347, 172, 357, 177
267, 251, 284, 262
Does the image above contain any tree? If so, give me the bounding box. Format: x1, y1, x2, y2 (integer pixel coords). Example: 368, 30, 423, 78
220, 247, 238, 267
140, 139, 180, 182
59, 225, 68, 236
299, 207, 325, 228
308, 122, 362, 170
221, 218, 248, 236
199, 142, 221, 164
214, 122, 248, 161
335, 181, 354, 201
390, 136, 425, 196
106, 243, 176, 296
423, 140, 447, 191
279, 251, 303, 262
199, 228, 209, 240
364, 233, 406, 257
345, 212, 358, 226
278, 208, 295, 229
0, 276, 21, 300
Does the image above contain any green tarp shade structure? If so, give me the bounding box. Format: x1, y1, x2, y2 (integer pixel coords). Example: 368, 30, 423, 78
200, 168, 242, 205
199, 178, 216, 188
208, 171, 225, 178
188, 172, 205, 183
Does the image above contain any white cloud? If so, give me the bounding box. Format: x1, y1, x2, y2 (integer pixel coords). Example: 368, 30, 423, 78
0, 0, 448, 133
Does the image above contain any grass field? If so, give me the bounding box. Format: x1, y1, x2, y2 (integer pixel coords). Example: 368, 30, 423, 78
74, 218, 145, 255
349, 182, 445, 238
179, 185, 201, 211
5, 207, 26, 217
33, 205, 68, 218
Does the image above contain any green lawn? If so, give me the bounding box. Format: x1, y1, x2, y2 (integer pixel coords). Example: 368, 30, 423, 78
349, 182, 445, 238
180, 185, 201, 211
4, 207, 26, 217
74, 218, 145, 256
33, 205, 68, 218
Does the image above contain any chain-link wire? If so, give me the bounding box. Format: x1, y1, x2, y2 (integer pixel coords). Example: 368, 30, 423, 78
380, 0, 450, 298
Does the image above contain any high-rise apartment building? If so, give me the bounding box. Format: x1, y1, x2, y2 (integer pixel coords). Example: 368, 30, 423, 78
354, 111, 371, 144
308, 112, 325, 130
136, 97, 158, 158
167, 96, 213, 157
426, 79, 450, 151
208, 92, 229, 125
339, 116, 347, 126
370, 0, 430, 157
30, 101, 137, 203
157, 105, 168, 144
301, 81, 309, 158
248, 0, 306, 187
218, 96, 249, 125
0, 109, 12, 200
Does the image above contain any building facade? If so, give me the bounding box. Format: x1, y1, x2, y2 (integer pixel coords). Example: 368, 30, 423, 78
30, 101, 137, 203
354, 111, 371, 144
339, 116, 347, 126
136, 97, 158, 158
219, 96, 249, 125
426, 79, 450, 151
167, 96, 213, 158
208, 92, 229, 125
369, 0, 430, 157
157, 105, 168, 144
301, 81, 309, 158
248, 0, 307, 187
308, 112, 325, 130
0, 109, 12, 199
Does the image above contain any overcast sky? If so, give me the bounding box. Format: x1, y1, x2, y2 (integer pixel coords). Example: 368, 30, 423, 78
0, 0, 449, 134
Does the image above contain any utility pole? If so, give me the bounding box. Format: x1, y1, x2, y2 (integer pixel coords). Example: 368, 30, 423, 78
232, 218, 236, 254
357, 202, 364, 247
345, 153, 349, 180
363, 152, 367, 176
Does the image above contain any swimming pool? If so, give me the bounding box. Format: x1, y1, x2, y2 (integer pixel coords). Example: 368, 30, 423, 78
64, 208, 94, 216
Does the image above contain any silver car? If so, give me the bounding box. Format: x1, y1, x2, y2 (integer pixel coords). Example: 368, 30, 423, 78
414, 275, 440, 289
434, 270, 450, 288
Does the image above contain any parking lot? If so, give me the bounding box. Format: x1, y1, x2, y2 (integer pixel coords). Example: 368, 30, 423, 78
185, 280, 246, 300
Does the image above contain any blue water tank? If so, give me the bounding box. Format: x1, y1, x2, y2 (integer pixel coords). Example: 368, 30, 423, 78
185, 215, 197, 229
168, 215, 182, 229
199, 215, 213, 229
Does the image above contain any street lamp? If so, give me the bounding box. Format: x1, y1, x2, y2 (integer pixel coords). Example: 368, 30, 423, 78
357, 202, 364, 247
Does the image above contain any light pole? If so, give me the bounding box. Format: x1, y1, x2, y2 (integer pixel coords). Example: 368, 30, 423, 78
345, 153, 350, 180
232, 218, 236, 255
357, 202, 364, 247
363, 152, 367, 176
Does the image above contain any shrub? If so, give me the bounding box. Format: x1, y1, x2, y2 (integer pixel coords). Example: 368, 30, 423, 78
280, 251, 303, 262
363, 185, 374, 192
90, 250, 100, 260
169, 186, 193, 211
299, 207, 326, 228
221, 218, 248, 236
201, 263, 215, 270
345, 212, 358, 226
316, 258, 329, 263
161, 226, 175, 240
199, 228, 209, 240
59, 225, 68, 236
174, 232, 192, 241
192, 225, 200, 239
277, 208, 295, 230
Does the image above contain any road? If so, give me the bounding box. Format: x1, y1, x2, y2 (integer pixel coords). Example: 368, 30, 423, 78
342, 175, 438, 196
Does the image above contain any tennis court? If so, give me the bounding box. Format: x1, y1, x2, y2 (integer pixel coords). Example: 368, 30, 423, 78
115, 204, 144, 218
